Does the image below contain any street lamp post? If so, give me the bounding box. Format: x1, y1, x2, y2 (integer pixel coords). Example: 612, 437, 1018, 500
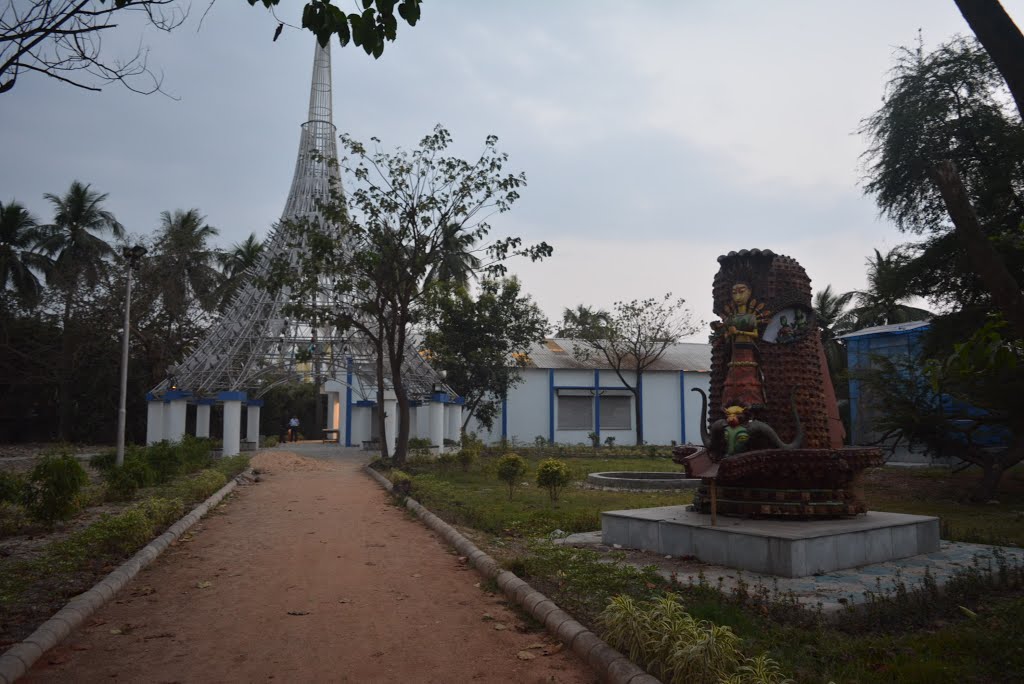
116, 245, 148, 467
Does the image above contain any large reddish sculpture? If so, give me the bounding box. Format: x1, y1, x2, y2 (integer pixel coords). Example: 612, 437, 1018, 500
677, 249, 882, 517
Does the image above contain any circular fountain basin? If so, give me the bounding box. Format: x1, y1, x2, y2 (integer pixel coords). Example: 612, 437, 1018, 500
587, 471, 702, 491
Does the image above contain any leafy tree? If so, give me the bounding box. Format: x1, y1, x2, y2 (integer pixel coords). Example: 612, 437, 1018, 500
423, 223, 481, 288
217, 232, 265, 310
860, 35, 1024, 337
272, 125, 551, 466
854, 319, 1022, 501
150, 208, 222, 333
423, 277, 548, 432
813, 284, 856, 398
556, 304, 609, 338
567, 294, 699, 446
2, 0, 421, 95
250, 0, 421, 56
495, 453, 527, 500
849, 248, 932, 328
38, 181, 123, 440
0, 201, 49, 305
953, 0, 1024, 122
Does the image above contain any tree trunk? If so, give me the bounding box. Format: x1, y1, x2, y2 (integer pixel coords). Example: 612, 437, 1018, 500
954, 0, 1024, 122
931, 161, 1024, 339
633, 377, 644, 446
374, 329, 389, 463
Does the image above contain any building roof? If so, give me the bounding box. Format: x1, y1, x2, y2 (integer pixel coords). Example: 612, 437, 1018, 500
520, 338, 711, 372
835, 320, 931, 341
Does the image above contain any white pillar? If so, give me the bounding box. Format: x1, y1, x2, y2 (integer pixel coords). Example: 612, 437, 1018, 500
166, 399, 188, 442
246, 404, 261, 445
335, 391, 346, 444
146, 399, 164, 445
196, 403, 211, 439
327, 393, 338, 430
429, 400, 445, 449
445, 403, 462, 448
382, 389, 398, 456
222, 399, 242, 457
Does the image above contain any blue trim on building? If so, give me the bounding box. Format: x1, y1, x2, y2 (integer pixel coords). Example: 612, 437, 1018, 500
345, 359, 353, 447
679, 371, 686, 444
196, 398, 216, 406
430, 391, 449, 403
164, 390, 193, 402
593, 369, 601, 440
548, 369, 555, 444
501, 396, 508, 439
216, 391, 246, 402
246, 399, 265, 408
354, 400, 376, 407
145, 392, 160, 402
452, 396, 465, 405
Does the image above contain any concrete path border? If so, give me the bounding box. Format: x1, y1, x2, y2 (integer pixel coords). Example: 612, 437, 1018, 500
0, 473, 246, 684
363, 465, 659, 684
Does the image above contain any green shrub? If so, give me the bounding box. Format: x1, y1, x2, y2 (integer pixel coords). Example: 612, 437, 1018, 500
0, 501, 29, 536
178, 435, 213, 473
78, 508, 155, 555
89, 450, 117, 473
135, 497, 185, 527
600, 594, 791, 684
437, 451, 458, 471
496, 453, 528, 500
103, 451, 157, 501
261, 435, 280, 448
24, 454, 88, 526
145, 441, 182, 483
456, 449, 477, 472
169, 469, 227, 503
390, 470, 413, 496
536, 458, 571, 502
0, 471, 26, 504
213, 454, 250, 478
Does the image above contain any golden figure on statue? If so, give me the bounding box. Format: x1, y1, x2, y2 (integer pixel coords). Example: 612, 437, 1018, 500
713, 281, 770, 413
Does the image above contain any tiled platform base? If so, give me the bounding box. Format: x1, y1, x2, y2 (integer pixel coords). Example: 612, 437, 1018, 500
601, 507, 940, 578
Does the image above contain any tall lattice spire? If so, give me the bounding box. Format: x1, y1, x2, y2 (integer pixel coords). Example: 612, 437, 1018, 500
151, 41, 443, 401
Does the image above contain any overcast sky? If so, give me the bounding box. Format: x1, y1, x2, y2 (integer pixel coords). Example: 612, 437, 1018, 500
3, 1, 1021, 337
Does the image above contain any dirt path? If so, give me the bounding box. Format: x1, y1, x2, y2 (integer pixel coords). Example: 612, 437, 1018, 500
25, 449, 596, 683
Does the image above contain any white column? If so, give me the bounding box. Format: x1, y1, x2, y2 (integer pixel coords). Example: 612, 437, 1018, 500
166, 399, 188, 442
196, 403, 211, 439
335, 391, 346, 444
382, 389, 398, 456
445, 403, 462, 449
246, 404, 261, 445
146, 400, 164, 445
223, 400, 242, 457
327, 393, 338, 430
429, 400, 445, 449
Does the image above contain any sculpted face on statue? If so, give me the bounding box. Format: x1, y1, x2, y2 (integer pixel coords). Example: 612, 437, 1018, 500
731, 282, 751, 308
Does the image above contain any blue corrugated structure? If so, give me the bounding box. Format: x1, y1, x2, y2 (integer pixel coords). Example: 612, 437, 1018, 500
840, 320, 1009, 463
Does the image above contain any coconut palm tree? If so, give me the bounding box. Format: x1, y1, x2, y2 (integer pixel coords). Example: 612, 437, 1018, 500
424, 223, 481, 288
850, 248, 932, 328
0, 200, 50, 304
216, 232, 264, 311
556, 304, 610, 338
152, 209, 221, 327
814, 285, 858, 400
38, 181, 124, 440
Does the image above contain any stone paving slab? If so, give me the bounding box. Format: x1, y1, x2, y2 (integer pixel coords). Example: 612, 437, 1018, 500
559, 531, 1024, 612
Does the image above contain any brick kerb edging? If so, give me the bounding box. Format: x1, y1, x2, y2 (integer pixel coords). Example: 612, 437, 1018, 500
0, 472, 248, 684
362, 465, 660, 684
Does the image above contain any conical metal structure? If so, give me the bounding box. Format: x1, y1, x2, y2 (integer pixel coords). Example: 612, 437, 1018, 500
150, 41, 444, 401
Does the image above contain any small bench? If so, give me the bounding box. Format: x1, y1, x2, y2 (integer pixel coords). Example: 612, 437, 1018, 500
322, 429, 340, 444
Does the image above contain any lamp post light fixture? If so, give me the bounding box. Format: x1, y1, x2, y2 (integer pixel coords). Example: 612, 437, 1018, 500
116, 245, 148, 467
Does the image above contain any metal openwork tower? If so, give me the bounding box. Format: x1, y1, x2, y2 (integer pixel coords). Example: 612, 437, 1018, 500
146, 41, 449, 452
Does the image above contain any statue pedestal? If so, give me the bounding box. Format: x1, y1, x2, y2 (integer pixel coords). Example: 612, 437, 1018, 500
601, 507, 939, 578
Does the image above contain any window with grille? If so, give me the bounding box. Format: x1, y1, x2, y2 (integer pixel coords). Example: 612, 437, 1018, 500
557, 395, 593, 430
600, 395, 632, 430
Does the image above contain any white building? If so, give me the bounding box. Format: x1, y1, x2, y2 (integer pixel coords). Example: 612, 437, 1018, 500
465, 338, 711, 446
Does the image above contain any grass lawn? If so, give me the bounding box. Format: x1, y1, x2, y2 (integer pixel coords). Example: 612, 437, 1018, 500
385, 450, 1024, 683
